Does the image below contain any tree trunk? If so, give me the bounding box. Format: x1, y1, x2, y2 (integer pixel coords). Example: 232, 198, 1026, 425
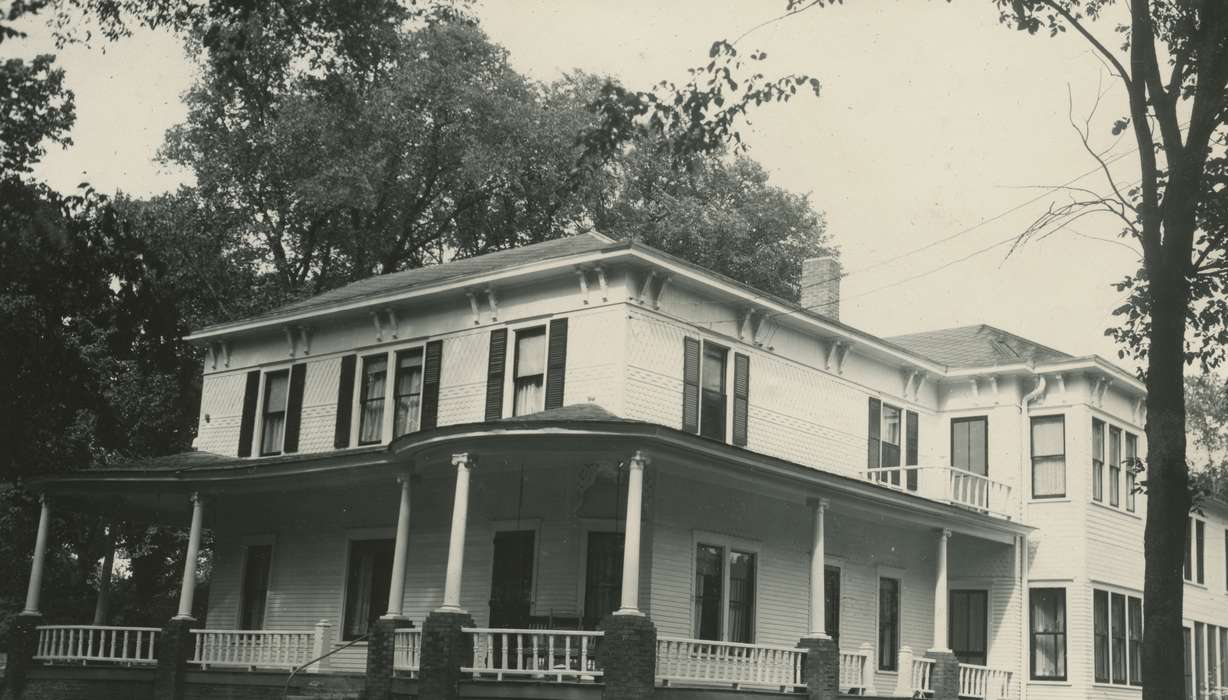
1141, 260, 1192, 700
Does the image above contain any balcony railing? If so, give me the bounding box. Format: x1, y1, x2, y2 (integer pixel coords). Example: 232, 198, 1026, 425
838, 644, 874, 694
463, 628, 603, 682
33, 625, 159, 665
866, 465, 1014, 518
392, 628, 422, 676
958, 662, 1012, 700
190, 621, 330, 671
655, 636, 806, 691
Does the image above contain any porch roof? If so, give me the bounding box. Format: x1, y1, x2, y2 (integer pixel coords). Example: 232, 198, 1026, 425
31, 404, 1031, 543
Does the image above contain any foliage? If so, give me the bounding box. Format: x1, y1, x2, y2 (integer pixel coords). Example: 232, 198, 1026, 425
1186, 373, 1228, 507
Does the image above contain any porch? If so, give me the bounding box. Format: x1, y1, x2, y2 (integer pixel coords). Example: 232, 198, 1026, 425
6, 412, 1028, 700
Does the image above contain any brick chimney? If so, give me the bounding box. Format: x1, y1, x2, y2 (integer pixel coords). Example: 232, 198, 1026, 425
800, 256, 841, 320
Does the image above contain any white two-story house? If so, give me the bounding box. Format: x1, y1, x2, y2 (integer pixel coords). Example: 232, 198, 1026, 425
14, 231, 1228, 700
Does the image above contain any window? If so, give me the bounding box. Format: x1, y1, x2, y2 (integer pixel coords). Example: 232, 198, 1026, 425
1196, 623, 1206, 700
1125, 433, 1138, 512
1110, 592, 1127, 683
881, 405, 902, 469
949, 589, 988, 666
239, 544, 272, 629
951, 417, 988, 476
692, 542, 756, 642
259, 371, 289, 455
343, 538, 394, 639
392, 348, 423, 437
1109, 426, 1122, 507
1094, 590, 1109, 683
1030, 416, 1066, 498
699, 343, 728, 441
871, 402, 906, 487
1184, 627, 1193, 700
1185, 517, 1206, 584
512, 326, 546, 416
1095, 588, 1143, 686
357, 355, 388, 445
878, 577, 900, 671
825, 565, 841, 645
1128, 596, 1142, 686
1091, 419, 1104, 502
1030, 587, 1066, 680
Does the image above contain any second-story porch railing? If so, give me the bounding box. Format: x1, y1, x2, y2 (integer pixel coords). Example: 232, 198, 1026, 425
655, 636, 806, 692
866, 465, 1014, 518
463, 627, 603, 682
190, 621, 330, 672
33, 625, 160, 665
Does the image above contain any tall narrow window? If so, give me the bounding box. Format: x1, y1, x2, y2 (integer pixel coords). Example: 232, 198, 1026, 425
727, 551, 756, 643
825, 565, 841, 646
343, 539, 394, 639
239, 544, 273, 630
1196, 623, 1207, 700
1128, 596, 1143, 686
1109, 426, 1122, 507
1110, 592, 1127, 683
357, 354, 388, 445
881, 405, 902, 469
1094, 589, 1109, 683
1185, 517, 1193, 581
513, 327, 547, 416
260, 371, 289, 455
1030, 588, 1066, 680
1031, 416, 1066, 498
878, 577, 900, 671
392, 348, 424, 438
1184, 627, 1193, 700
1091, 419, 1104, 502
949, 589, 988, 666
1125, 433, 1138, 512
951, 417, 988, 476
693, 544, 724, 640
1187, 518, 1206, 584
699, 343, 728, 441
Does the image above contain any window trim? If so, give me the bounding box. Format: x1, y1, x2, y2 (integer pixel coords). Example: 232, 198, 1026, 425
950, 415, 989, 476
690, 530, 761, 643
1029, 586, 1067, 681
1030, 414, 1067, 500
237, 534, 276, 630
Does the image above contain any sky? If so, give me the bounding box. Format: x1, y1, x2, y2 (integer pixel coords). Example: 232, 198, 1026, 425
2, 1, 1146, 368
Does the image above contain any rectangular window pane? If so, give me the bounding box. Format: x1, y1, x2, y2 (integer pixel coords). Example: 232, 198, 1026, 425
1196, 623, 1206, 698
878, 577, 900, 671
1092, 419, 1104, 502
1185, 518, 1193, 581
393, 349, 423, 437
1031, 416, 1066, 498
1196, 520, 1205, 584
1125, 433, 1138, 511
693, 544, 723, 640
240, 544, 272, 630
358, 355, 387, 445
1111, 593, 1127, 683
1185, 627, 1193, 700
699, 344, 727, 441
1109, 427, 1122, 507
1094, 589, 1109, 683
727, 551, 755, 643
950, 590, 988, 666
260, 371, 289, 455
951, 418, 987, 476
1128, 596, 1143, 685
343, 539, 394, 639
1030, 588, 1066, 680
825, 565, 841, 646
513, 328, 546, 416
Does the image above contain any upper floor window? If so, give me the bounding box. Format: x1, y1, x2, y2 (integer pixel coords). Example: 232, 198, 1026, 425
1030, 587, 1067, 680
881, 404, 902, 468
513, 326, 547, 416
393, 349, 424, 438
358, 354, 388, 445
1124, 433, 1138, 512
1091, 419, 1105, 502
260, 370, 289, 456
951, 416, 988, 476
1185, 517, 1205, 584
1108, 426, 1122, 507
699, 343, 728, 441
1031, 415, 1066, 499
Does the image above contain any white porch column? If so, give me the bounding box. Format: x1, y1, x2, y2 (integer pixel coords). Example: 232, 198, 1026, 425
931, 528, 952, 652
806, 497, 830, 638
173, 492, 205, 621
438, 453, 474, 613
21, 494, 51, 615
614, 451, 648, 616
383, 475, 412, 619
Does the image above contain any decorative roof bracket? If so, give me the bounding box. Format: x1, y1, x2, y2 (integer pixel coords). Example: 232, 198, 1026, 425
485, 287, 498, 322
466, 290, 481, 326
575, 267, 590, 305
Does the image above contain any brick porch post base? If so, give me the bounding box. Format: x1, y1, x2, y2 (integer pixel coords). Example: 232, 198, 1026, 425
153, 618, 195, 700
417, 611, 473, 700
600, 614, 656, 700
926, 649, 960, 700
365, 618, 414, 700
0, 613, 41, 700
797, 636, 839, 700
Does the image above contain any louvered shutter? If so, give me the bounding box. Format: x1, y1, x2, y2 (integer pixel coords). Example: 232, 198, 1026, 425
905, 410, 919, 491
333, 354, 357, 448
867, 397, 882, 468
283, 363, 307, 453
420, 339, 443, 430
682, 337, 701, 433
732, 353, 750, 446
237, 370, 261, 457
485, 329, 508, 421
544, 318, 568, 410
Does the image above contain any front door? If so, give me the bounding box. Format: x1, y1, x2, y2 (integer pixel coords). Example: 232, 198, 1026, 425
489, 530, 535, 628
584, 532, 623, 626
950, 589, 989, 666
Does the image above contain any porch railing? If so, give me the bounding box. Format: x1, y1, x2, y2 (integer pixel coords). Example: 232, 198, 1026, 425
33, 625, 159, 665
462, 627, 603, 682
909, 655, 935, 696
392, 628, 421, 675
838, 644, 874, 694
190, 621, 330, 671
958, 662, 1012, 700
865, 465, 1014, 518
655, 636, 806, 691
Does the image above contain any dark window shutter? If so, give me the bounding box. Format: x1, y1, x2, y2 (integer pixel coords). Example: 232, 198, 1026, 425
544, 318, 568, 410
682, 337, 701, 433
283, 363, 307, 454
732, 353, 750, 447
333, 354, 357, 449
421, 339, 443, 430
905, 410, 919, 491
485, 329, 508, 421
237, 370, 261, 457
867, 398, 882, 468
